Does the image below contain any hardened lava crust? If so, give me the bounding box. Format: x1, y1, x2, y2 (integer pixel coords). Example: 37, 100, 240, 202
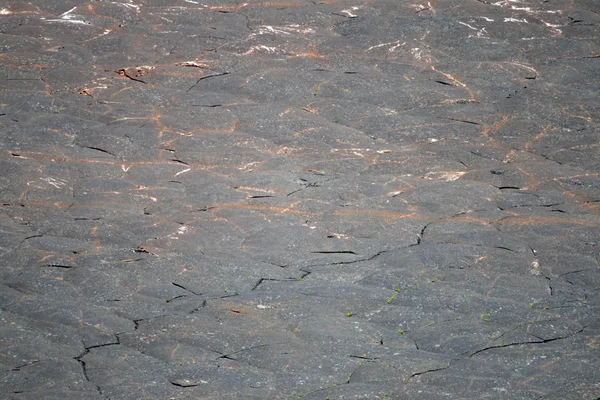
1, 1, 599, 399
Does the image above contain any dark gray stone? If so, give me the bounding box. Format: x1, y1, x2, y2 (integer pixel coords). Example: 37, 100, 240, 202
1, 0, 599, 398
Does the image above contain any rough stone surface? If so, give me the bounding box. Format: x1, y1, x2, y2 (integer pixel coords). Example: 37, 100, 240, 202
1, 0, 599, 399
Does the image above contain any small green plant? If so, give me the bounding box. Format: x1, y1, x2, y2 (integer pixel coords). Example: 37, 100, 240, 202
398, 329, 405, 334
387, 293, 397, 304
482, 310, 498, 322
313, 82, 324, 96
347, 312, 353, 317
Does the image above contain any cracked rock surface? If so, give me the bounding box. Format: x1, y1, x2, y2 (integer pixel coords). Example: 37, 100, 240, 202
1, 0, 599, 399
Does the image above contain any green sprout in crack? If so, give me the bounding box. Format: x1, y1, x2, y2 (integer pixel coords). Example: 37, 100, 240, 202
347, 312, 353, 317
387, 293, 397, 304
398, 329, 405, 335
346, 371, 354, 384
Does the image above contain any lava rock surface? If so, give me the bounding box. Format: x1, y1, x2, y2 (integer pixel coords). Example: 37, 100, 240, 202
1, 0, 599, 399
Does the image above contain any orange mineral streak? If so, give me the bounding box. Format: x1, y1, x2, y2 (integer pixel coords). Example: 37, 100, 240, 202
170, 343, 180, 360
214, 203, 310, 215
481, 114, 510, 139
210, 204, 434, 222
495, 215, 599, 227
504, 150, 539, 190
525, 125, 552, 150
38, 254, 55, 262
293, 44, 325, 60
448, 216, 494, 225
431, 66, 477, 100
334, 209, 435, 222
562, 191, 599, 213
19, 201, 72, 209
539, 359, 557, 370
197, 202, 600, 226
